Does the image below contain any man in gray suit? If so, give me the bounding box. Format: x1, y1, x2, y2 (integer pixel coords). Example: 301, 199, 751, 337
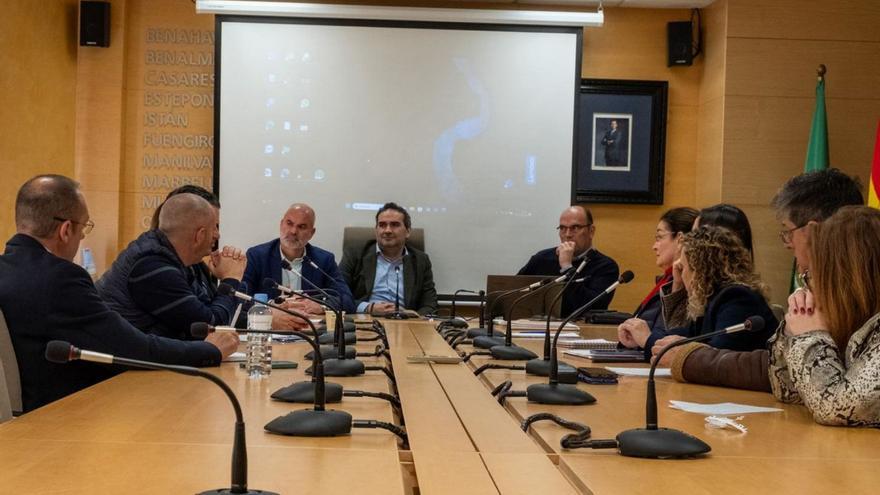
339, 202, 438, 316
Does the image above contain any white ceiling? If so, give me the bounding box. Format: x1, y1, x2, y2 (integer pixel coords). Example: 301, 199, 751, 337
231, 1, 717, 9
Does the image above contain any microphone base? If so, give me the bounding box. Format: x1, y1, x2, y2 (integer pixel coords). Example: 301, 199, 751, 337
490, 344, 538, 361
304, 345, 357, 361
265, 408, 353, 437
466, 327, 489, 338
316, 358, 366, 377
525, 358, 578, 384
616, 427, 711, 459
271, 380, 344, 403
318, 332, 357, 345
473, 335, 506, 349
526, 383, 596, 405
317, 322, 357, 333
198, 489, 278, 495
386, 311, 411, 320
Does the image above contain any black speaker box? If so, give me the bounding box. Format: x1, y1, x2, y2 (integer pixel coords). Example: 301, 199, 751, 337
667, 21, 692, 66
80, 1, 110, 47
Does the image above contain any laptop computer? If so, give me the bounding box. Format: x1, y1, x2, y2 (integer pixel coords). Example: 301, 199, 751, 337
484, 275, 563, 320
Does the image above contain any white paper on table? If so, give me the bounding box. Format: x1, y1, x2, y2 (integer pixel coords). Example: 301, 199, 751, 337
668, 400, 783, 415
224, 352, 247, 362
512, 331, 580, 339
606, 367, 671, 377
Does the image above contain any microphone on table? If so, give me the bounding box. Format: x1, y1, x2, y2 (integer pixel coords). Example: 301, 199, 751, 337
525, 256, 592, 383
191, 323, 397, 410
489, 258, 591, 361
607, 315, 766, 458
44, 340, 278, 495
219, 283, 364, 380
451, 289, 479, 319
265, 265, 362, 377
262, 279, 354, 346
469, 277, 558, 349
386, 265, 410, 320
525, 270, 634, 405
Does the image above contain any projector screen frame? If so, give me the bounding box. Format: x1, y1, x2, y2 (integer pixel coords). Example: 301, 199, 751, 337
211, 15, 584, 299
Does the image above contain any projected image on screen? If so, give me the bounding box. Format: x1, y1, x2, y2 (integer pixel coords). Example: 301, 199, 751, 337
217, 20, 580, 295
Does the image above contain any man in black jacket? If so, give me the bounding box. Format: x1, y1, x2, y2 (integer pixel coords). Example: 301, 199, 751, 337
96, 193, 253, 339
518, 206, 620, 315
0, 175, 238, 413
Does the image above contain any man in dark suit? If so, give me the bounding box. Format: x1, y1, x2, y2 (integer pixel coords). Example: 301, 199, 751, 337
0, 175, 238, 413
339, 202, 438, 316
518, 206, 620, 315
96, 193, 253, 339
242, 203, 355, 314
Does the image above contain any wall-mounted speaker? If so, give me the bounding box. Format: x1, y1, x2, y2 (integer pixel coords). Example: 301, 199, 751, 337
80, 1, 110, 47
667, 21, 692, 67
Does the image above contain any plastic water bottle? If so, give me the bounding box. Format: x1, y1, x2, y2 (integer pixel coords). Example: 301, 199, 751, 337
246, 293, 273, 378
81, 247, 97, 277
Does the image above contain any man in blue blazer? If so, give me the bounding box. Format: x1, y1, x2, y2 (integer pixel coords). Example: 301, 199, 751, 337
243, 203, 355, 314
0, 175, 238, 413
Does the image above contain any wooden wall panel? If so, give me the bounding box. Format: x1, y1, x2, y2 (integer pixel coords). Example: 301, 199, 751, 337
725, 38, 880, 100
0, 0, 78, 244
74, 0, 128, 272
727, 0, 880, 42
583, 7, 703, 310
720, 0, 880, 305
694, 0, 726, 207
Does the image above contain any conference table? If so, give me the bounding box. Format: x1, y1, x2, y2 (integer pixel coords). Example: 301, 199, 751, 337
1, 319, 877, 493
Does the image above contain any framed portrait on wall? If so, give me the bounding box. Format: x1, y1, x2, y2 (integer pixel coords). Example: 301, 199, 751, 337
574, 79, 668, 204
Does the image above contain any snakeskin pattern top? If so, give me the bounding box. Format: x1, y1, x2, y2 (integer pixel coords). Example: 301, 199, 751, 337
768, 313, 880, 427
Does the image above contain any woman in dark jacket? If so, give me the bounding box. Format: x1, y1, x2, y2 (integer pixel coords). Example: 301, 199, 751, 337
631, 207, 699, 333
618, 226, 777, 360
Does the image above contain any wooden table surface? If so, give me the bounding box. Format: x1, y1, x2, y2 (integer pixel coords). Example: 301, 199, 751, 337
461, 324, 880, 494
4, 319, 876, 494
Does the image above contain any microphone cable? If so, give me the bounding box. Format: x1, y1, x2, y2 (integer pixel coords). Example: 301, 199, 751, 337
344, 390, 401, 410
352, 419, 408, 447
459, 350, 491, 362
490, 380, 526, 405
520, 412, 597, 449
473, 363, 525, 376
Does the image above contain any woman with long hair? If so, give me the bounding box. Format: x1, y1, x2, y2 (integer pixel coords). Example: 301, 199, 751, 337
619, 226, 777, 359
768, 206, 880, 426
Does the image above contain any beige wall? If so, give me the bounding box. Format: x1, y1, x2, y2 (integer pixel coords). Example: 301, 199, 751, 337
720, 0, 880, 305
582, 7, 702, 310
18, 0, 880, 311
0, 0, 79, 243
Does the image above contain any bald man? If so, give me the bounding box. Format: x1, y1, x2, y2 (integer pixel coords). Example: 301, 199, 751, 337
242, 203, 355, 314
1, 176, 237, 412
96, 193, 248, 339
518, 206, 620, 315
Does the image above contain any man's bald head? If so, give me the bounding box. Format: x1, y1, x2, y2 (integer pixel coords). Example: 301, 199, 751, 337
158, 193, 216, 237
279, 203, 316, 259
15, 175, 86, 238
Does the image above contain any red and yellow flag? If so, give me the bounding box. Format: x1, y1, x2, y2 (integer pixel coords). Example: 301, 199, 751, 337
869, 120, 880, 208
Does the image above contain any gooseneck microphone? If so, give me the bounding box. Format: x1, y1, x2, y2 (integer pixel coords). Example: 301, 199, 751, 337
608, 315, 765, 458
490, 258, 592, 361
219, 283, 362, 379
44, 341, 278, 495
526, 271, 634, 405
526, 256, 593, 382
471, 278, 556, 349
387, 265, 409, 320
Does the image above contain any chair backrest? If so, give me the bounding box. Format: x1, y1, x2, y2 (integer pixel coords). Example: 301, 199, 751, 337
342, 226, 425, 254
485, 275, 563, 319
0, 308, 22, 417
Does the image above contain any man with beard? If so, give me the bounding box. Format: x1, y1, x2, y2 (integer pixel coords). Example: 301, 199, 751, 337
339, 202, 438, 316
243, 203, 355, 315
